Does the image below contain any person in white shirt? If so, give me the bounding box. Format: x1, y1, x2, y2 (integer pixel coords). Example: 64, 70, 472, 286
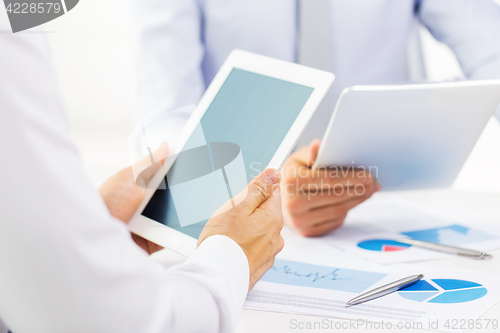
134, 0, 500, 237
0, 12, 284, 333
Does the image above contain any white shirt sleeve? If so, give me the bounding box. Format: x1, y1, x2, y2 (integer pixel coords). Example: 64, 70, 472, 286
419, 0, 500, 118
419, 0, 500, 80
0, 13, 248, 333
133, 0, 205, 125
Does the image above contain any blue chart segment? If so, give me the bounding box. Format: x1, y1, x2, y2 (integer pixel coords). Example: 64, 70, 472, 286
399, 279, 488, 304
357, 239, 412, 252
401, 224, 497, 246
260, 259, 387, 293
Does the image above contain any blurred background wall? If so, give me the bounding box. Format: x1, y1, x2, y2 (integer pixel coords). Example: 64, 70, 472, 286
44, 0, 135, 186
43, 0, 500, 193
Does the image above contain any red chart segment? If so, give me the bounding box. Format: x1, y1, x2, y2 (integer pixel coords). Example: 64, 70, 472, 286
382, 244, 410, 252
357, 239, 412, 252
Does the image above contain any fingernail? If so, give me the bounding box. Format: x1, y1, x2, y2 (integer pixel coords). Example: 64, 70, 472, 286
311, 139, 322, 147
158, 142, 169, 154
363, 176, 371, 185
264, 169, 280, 185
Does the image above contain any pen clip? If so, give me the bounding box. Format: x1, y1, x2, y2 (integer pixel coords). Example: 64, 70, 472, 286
458, 251, 493, 260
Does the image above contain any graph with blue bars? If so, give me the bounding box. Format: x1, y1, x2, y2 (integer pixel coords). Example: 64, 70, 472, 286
398, 279, 488, 304
261, 259, 387, 293
401, 224, 497, 246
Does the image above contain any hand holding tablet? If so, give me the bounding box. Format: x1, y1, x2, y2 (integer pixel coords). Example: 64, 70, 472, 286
198, 168, 284, 290
128, 50, 334, 255
280, 139, 380, 237
315, 81, 500, 190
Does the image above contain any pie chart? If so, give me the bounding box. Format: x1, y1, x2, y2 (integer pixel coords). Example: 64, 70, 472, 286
357, 239, 412, 252
399, 279, 488, 304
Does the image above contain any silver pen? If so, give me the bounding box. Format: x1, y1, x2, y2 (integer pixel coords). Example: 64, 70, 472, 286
397, 238, 493, 260
346, 274, 423, 306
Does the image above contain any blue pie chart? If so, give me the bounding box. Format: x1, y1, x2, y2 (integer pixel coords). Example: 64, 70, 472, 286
398, 279, 488, 304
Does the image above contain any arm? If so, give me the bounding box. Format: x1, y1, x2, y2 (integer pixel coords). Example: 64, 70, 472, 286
419, 0, 500, 80
0, 17, 283, 333
419, 0, 500, 118
133, 0, 205, 124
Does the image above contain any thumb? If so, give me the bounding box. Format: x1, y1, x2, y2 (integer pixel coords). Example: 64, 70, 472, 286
307, 139, 321, 167
290, 139, 321, 167
241, 168, 281, 214
135, 142, 169, 188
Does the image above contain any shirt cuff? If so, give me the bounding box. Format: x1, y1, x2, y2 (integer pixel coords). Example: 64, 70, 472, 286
187, 235, 250, 310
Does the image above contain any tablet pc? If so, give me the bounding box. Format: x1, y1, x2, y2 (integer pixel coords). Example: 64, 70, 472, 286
129, 50, 334, 256
315, 81, 500, 191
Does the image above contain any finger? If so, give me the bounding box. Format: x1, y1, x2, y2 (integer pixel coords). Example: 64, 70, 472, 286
131, 233, 164, 254
306, 194, 372, 226
135, 143, 169, 187
276, 235, 285, 255
295, 194, 372, 229
301, 217, 346, 237
286, 183, 379, 213
155, 142, 170, 161
307, 139, 321, 166
257, 177, 283, 215
287, 139, 321, 167
240, 168, 281, 215
285, 167, 377, 192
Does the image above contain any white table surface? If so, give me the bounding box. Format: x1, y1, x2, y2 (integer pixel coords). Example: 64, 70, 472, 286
236, 189, 500, 333
151, 188, 500, 333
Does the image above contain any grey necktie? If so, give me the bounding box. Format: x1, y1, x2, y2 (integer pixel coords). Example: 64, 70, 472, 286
297, 0, 333, 72
296, 0, 335, 148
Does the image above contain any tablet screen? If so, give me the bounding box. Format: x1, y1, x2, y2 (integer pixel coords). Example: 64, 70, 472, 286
142, 68, 314, 238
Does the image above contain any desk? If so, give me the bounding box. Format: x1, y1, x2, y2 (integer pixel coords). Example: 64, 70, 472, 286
151, 189, 500, 332
235, 189, 500, 333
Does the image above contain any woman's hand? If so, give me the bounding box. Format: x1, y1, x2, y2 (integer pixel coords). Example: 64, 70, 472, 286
99, 143, 169, 254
